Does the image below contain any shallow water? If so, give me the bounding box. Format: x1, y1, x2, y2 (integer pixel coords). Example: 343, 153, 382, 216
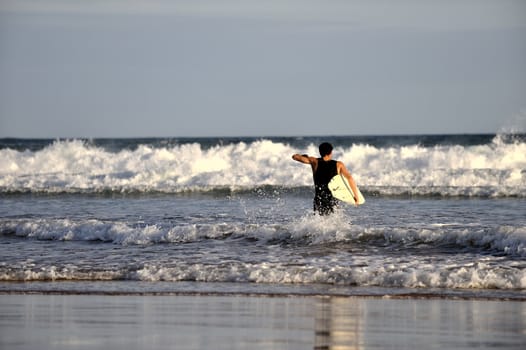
1, 193, 525, 298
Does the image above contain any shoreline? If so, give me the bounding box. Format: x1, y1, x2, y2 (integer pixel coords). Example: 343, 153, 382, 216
1, 281, 525, 301
2, 290, 526, 302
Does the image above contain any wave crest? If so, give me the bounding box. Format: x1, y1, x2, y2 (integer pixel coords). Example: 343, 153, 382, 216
1, 138, 525, 197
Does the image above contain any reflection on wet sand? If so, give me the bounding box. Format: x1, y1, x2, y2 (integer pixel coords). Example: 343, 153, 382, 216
315, 297, 362, 350
313, 296, 526, 350
1, 294, 524, 350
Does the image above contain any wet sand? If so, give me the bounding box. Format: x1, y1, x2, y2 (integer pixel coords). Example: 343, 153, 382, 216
1, 294, 525, 350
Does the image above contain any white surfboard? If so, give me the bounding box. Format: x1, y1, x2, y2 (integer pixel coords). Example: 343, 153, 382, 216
328, 174, 365, 206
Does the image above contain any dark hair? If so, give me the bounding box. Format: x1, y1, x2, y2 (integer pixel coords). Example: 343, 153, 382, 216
319, 142, 333, 157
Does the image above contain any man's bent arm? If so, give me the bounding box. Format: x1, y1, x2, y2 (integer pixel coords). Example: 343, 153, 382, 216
337, 162, 360, 203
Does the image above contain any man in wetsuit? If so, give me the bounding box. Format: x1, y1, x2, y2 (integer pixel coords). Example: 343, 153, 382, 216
292, 142, 359, 215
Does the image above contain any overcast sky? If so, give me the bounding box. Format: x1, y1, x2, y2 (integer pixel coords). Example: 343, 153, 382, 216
1, 0, 525, 138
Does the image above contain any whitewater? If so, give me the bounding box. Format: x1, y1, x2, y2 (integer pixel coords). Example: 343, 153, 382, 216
1, 134, 525, 197
1, 135, 525, 298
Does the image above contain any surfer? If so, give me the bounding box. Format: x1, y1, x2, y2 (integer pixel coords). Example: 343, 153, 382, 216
292, 142, 360, 215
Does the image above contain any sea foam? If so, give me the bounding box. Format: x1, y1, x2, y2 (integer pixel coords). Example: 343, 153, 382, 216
1, 137, 525, 196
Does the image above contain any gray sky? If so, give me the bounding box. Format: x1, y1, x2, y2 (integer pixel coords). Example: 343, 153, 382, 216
1, 0, 525, 138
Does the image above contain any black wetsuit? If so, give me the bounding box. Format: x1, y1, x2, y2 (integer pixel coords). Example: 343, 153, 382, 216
313, 159, 338, 215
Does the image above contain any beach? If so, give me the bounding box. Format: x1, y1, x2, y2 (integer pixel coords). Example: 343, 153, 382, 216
1, 292, 525, 350
2, 0, 526, 346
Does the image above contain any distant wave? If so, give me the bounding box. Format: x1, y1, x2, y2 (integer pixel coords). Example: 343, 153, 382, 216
1, 136, 525, 197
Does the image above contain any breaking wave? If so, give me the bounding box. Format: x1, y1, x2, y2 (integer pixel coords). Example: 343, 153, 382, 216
0, 135, 525, 197
1, 215, 525, 257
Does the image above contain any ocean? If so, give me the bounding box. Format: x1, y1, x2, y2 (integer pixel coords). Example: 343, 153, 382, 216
1, 134, 525, 299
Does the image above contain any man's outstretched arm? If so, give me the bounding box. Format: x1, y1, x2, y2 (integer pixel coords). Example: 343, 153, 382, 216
292, 154, 313, 164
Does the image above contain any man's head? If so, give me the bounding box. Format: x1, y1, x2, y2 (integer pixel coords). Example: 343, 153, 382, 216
319, 142, 333, 157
